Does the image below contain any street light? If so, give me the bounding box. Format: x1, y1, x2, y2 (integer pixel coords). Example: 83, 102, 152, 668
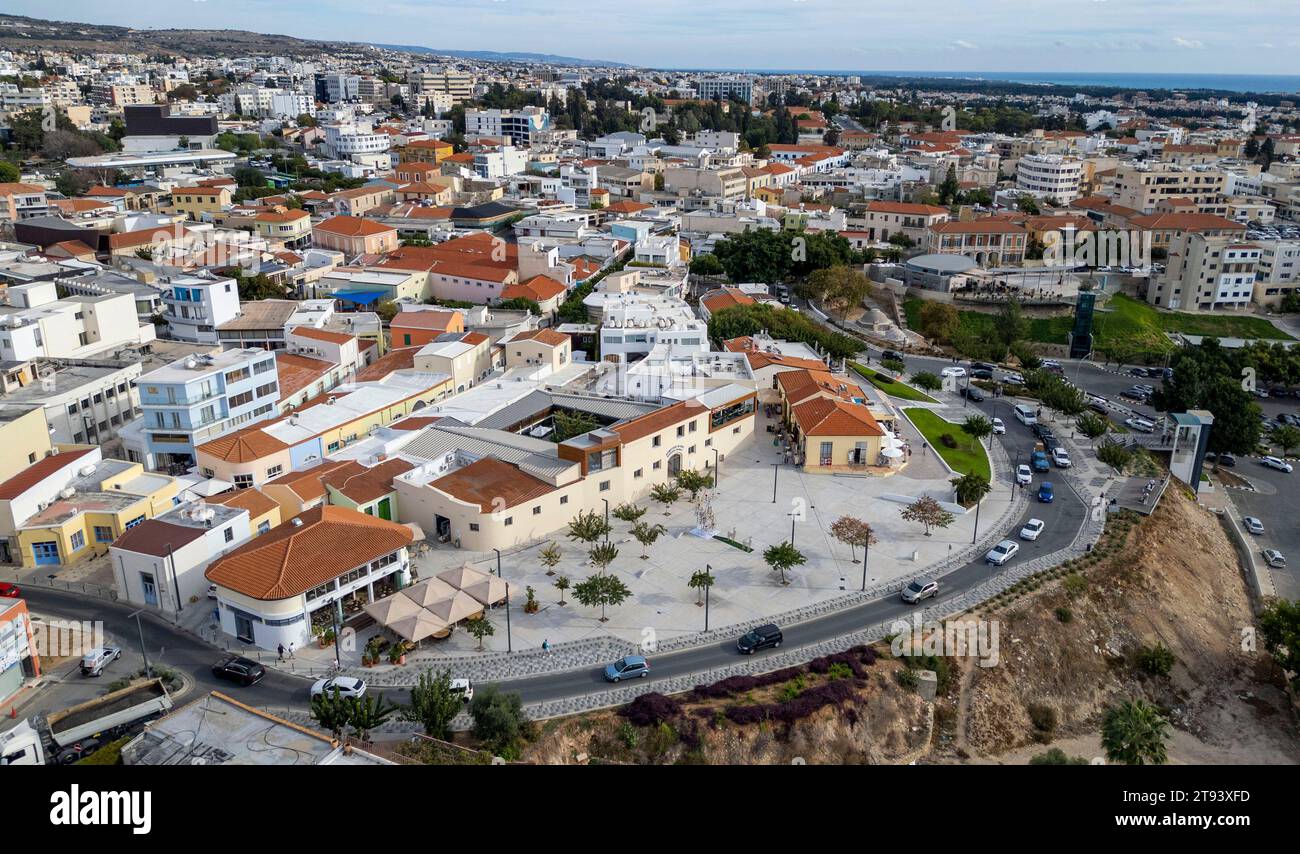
771, 462, 780, 503
704, 563, 711, 632
860, 536, 871, 592
126, 609, 152, 679
601, 498, 610, 543
713, 448, 720, 482
787, 512, 797, 548
493, 548, 512, 654
971, 496, 983, 544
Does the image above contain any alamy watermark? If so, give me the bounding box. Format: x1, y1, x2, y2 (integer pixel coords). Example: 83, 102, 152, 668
890, 613, 1001, 667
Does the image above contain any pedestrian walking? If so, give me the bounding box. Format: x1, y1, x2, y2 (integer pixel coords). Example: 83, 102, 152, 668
922, 441, 928, 456
277, 643, 285, 662
542, 638, 552, 655
288, 642, 295, 660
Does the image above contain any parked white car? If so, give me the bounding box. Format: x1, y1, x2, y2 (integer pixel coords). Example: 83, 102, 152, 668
1015, 464, 1033, 485
1125, 417, 1156, 433
311, 676, 367, 700
1243, 517, 1265, 535
1051, 447, 1071, 468
985, 540, 1020, 566
940, 366, 967, 378
991, 417, 1006, 435
1019, 518, 1046, 541
1262, 549, 1286, 568
1261, 456, 1293, 473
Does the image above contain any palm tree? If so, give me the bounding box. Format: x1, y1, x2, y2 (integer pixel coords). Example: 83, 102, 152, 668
349, 693, 400, 743
950, 472, 992, 507
1101, 699, 1171, 765
763, 541, 806, 586
688, 568, 715, 606
539, 541, 562, 576
310, 688, 353, 742
554, 574, 571, 605
630, 520, 666, 559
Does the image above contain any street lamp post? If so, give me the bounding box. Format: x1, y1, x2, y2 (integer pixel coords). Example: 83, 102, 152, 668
971, 497, 982, 544
771, 462, 780, 503
493, 548, 511, 654
713, 448, 720, 482
788, 513, 797, 548
126, 609, 151, 679
860, 537, 871, 592
704, 564, 711, 632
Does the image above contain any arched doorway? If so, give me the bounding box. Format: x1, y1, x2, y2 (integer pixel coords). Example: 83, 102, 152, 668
667, 453, 682, 476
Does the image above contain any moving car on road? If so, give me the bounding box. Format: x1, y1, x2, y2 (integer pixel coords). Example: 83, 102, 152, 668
80, 646, 122, 677
1052, 447, 1071, 468
1261, 456, 1293, 473
311, 675, 366, 699
986, 540, 1020, 566
961, 385, 986, 402
603, 655, 649, 682
212, 656, 267, 687
901, 578, 939, 604
0, 581, 19, 598
1207, 452, 1236, 467
1031, 450, 1051, 472
1243, 517, 1265, 535
1125, 417, 1156, 433
1019, 518, 1046, 541
941, 366, 967, 379
1016, 464, 1033, 485
991, 417, 1006, 435
1262, 549, 1287, 569
737, 624, 783, 654
1037, 482, 1055, 503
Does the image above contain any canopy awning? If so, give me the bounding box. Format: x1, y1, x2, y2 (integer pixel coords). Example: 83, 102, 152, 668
331, 289, 388, 305
388, 610, 450, 643
460, 574, 522, 606
400, 578, 459, 608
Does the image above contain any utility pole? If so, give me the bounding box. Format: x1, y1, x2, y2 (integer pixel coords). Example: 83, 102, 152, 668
494, 548, 511, 653
127, 609, 151, 679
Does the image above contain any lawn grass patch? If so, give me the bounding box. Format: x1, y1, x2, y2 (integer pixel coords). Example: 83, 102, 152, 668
903, 407, 992, 480
849, 361, 937, 403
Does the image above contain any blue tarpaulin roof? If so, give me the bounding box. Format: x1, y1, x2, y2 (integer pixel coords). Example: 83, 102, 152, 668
332, 290, 387, 305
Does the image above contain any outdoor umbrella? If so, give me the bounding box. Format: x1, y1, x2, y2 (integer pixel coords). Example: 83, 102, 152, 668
881, 447, 905, 459
424, 589, 484, 625
400, 578, 459, 607
437, 563, 494, 591
388, 610, 450, 643
364, 591, 422, 625
461, 573, 522, 606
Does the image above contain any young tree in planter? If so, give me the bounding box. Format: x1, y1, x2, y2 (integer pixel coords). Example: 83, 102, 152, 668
910, 371, 942, 392
650, 482, 681, 515
688, 567, 715, 606
401, 669, 462, 739
588, 541, 619, 574
950, 472, 992, 507
554, 574, 571, 605
829, 516, 874, 563
539, 541, 562, 575
466, 615, 495, 651
881, 357, 906, 374
572, 573, 633, 622
676, 469, 714, 500
960, 413, 993, 449
630, 520, 666, 559
1096, 440, 1132, 475
349, 692, 400, 743
900, 495, 955, 536
310, 688, 354, 742
566, 509, 611, 545
1100, 699, 1171, 766
612, 502, 647, 524
763, 541, 807, 585
1075, 411, 1110, 441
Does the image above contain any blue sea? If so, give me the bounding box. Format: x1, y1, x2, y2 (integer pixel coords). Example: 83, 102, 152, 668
708, 68, 1300, 95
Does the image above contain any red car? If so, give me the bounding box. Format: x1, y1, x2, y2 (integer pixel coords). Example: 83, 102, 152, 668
0, 582, 20, 598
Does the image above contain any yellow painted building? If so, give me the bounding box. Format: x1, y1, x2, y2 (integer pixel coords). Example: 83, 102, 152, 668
0, 408, 54, 486
171, 186, 233, 220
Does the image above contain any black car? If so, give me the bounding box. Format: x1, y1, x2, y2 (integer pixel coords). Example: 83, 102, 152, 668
212, 656, 266, 686
737, 624, 783, 654
1043, 436, 1064, 452
881, 350, 903, 363
1032, 423, 1053, 440
1129, 367, 1149, 377
970, 362, 996, 374
960, 385, 986, 402
970, 368, 994, 380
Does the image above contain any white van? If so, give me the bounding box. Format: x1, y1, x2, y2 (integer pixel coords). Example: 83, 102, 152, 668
1014, 404, 1037, 425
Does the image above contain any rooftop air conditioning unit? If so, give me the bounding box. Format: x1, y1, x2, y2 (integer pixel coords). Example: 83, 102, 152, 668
60, 487, 75, 499
78, 465, 96, 477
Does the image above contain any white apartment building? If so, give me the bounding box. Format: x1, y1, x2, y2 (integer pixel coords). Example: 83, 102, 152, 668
695, 77, 753, 102
472, 146, 528, 179
593, 294, 709, 364
0, 283, 154, 363
464, 107, 550, 145
321, 121, 391, 160
1015, 154, 1084, 203
1113, 162, 1227, 214
1148, 232, 1260, 310
1250, 231, 1300, 308
161, 275, 242, 345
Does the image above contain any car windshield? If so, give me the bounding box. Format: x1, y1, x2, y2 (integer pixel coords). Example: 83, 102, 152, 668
742, 631, 761, 645
906, 581, 924, 593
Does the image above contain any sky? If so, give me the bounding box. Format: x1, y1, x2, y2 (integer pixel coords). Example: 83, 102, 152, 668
8, 0, 1300, 74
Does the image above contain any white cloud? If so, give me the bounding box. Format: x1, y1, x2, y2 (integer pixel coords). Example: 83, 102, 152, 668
1171, 36, 1205, 49
950, 39, 978, 50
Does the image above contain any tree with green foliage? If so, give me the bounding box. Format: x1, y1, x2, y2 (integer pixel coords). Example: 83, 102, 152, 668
566, 509, 610, 546
916, 300, 960, 343
909, 371, 942, 392
572, 572, 631, 621
950, 472, 992, 507
551, 409, 599, 442
611, 503, 646, 524
994, 298, 1030, 347
1096, 440, 1132, 474
960, 414, 993, 449
1258, 599, 1300, 690
1100, 699, 1171, 765
675, 469, 714, 500
310, 688, 354, 742
587, 541, 619, 574
401, 669, 465, 739
689, 253, 724, 277
1075, 411, 1110, 441
465, 615, 496, 650
348, 692, 400, 743
763, 541, 807, 585
688, 567, 716, 605
650, 482, 680, 514
553, 574, 571, 605
469, 686, 532, 761
0, 161, 19, 183
630, 520, 666, 559
1269, 424, 1300, 456
1029, 748, 1089, 765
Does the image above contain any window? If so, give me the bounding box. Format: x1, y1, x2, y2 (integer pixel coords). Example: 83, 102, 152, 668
233, 473, 254, 489
652, 436, 661, 447
634, 468, 643, 478
94, 526, 114, 543
532, 506, 542, 515
503, 517, 513, 526
469, 523, 480, 531
68, 403, 78, 415
599, 480, 610, 492
126, 515, 145, 529
28, 452, 36, 464
70, 530, 86, 551
653, 461, 662, 470
676, 426, 685, 437
559, 495, 568, 505
257, 521, 271, 535
266, 465, 283, 479
689, 420, 697, 433
224, 527, 235, 543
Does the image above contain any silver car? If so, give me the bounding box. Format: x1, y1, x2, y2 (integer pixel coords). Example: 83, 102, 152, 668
1262, 549, 1286, 568
901, 578, 939, 604
1243, 517, 1265, 535
986, 540, 1020, 566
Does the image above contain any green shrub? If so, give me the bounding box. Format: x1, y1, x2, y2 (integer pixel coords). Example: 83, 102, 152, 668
1054, 606, 1073, 623
1063, 573, 1088, 597
1137, 642, 1175, 677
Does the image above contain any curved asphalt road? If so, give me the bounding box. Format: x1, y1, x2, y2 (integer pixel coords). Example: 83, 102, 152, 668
15, 335, 1094, 712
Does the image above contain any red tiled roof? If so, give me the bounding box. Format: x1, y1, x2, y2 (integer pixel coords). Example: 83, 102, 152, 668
291, 326, 355, 345
509, 328, 569, 347
0, 448, 95, 500
274, 352, 334, 399
204, 487, 279, 519
315, 215, 397, 237
205, 505, 413, 600
429, 457, 554, 512
791, 397, 883, 437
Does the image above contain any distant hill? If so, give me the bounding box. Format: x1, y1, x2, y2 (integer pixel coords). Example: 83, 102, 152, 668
373, 44, 626, 68
0, 14, 624, 67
